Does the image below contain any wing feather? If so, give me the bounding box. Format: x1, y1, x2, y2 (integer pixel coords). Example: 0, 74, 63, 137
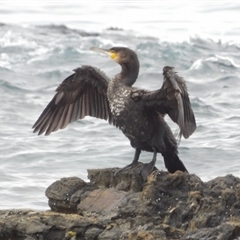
162, 66, 196, 139
70, 100, 79, 123
32, 65, 114, 135
131, 66, 196, 141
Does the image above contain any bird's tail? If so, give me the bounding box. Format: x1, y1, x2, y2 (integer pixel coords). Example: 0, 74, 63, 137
155, 113, 188, 173
162, 151, 188, 173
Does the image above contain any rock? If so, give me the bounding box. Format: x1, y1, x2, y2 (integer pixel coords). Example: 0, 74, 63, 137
78, 188, 128, 217
1, 168, 240, 240
85, 227, 104, 240
87, 167, 144, 191
45, 176, 97, 213
184, 222, 240, 240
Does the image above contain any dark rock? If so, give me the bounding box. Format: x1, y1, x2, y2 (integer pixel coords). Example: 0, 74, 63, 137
98, 229, 121, 240
85, 227, 104, 240
106, 27, 123, 31
87, 167, 144, 191
184, 222, 240, 240
1, 168, 240, 240
45, 176, 96, 213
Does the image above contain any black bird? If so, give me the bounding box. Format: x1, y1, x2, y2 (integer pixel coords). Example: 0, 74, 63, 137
32, 47, 196, 179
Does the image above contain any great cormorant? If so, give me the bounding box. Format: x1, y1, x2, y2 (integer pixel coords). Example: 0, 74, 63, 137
32, 47, 196, 179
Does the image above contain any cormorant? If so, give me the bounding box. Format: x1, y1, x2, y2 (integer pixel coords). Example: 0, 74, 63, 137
32, 47, 196, 179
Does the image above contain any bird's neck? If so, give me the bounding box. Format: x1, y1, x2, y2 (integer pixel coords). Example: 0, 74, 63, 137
118, 61, 139, 86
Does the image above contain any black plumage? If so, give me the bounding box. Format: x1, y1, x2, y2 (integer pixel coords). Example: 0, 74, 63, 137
33, 66, 114, 135
32, 47, 196, 178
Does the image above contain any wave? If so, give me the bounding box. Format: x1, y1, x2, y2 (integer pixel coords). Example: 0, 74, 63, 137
0, 78, 29, 92
37, 24, 99, 37
189, 35, 240, 50
189, 54, 240, 74
206, 55, 240, 68
191, 97, 219, 115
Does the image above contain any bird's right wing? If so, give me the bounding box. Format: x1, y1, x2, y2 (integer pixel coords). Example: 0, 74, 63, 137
161, 66, 196, 139
131, 66, 196, 140
32, 65, 114, 136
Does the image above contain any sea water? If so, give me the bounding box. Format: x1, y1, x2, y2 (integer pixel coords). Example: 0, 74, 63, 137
0, 1, 240, 209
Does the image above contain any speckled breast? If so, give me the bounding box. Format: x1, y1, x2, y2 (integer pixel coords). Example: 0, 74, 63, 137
107, 81, 151, 143
107, 82, 131, 117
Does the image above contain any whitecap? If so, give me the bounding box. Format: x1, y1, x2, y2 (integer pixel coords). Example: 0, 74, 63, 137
206, 55, 240, 68
1, 30, 38, 49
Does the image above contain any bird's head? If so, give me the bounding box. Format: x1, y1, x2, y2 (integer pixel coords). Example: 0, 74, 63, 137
91, 46, 137, 65
91, 46, 139, 86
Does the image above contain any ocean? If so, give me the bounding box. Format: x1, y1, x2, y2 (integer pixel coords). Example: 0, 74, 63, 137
1, 1, 240, 210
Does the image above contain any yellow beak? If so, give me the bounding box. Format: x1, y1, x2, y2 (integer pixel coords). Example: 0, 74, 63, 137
90, 47, 118, 60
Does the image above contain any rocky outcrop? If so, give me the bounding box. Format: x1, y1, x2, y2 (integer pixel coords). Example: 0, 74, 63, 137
1, 166, 240, 240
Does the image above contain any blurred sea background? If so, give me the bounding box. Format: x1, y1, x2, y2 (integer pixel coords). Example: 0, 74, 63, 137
1, 1, 240, 209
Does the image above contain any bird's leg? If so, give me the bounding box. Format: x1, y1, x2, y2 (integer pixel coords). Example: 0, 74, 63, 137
140, 149, 157, 181
114, 148, 141, 176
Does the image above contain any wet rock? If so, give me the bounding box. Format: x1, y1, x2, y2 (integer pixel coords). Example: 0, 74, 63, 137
106, 27, 123, 31
1, 169, 240, 239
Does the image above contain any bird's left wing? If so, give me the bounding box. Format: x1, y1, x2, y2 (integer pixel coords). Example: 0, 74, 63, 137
32, 65, 114, 136
131, 66, 196, 140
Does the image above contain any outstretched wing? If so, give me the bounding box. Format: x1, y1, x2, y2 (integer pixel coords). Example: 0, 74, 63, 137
162, 66, 196, 139
32, 65, 114, 135
132, 66, 196, 140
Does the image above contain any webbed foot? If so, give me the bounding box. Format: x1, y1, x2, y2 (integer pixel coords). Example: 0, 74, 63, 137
140, 149, 157, 181
139, 162, 157, 181
114, 148, 141, 176
114, 162, 139, 176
